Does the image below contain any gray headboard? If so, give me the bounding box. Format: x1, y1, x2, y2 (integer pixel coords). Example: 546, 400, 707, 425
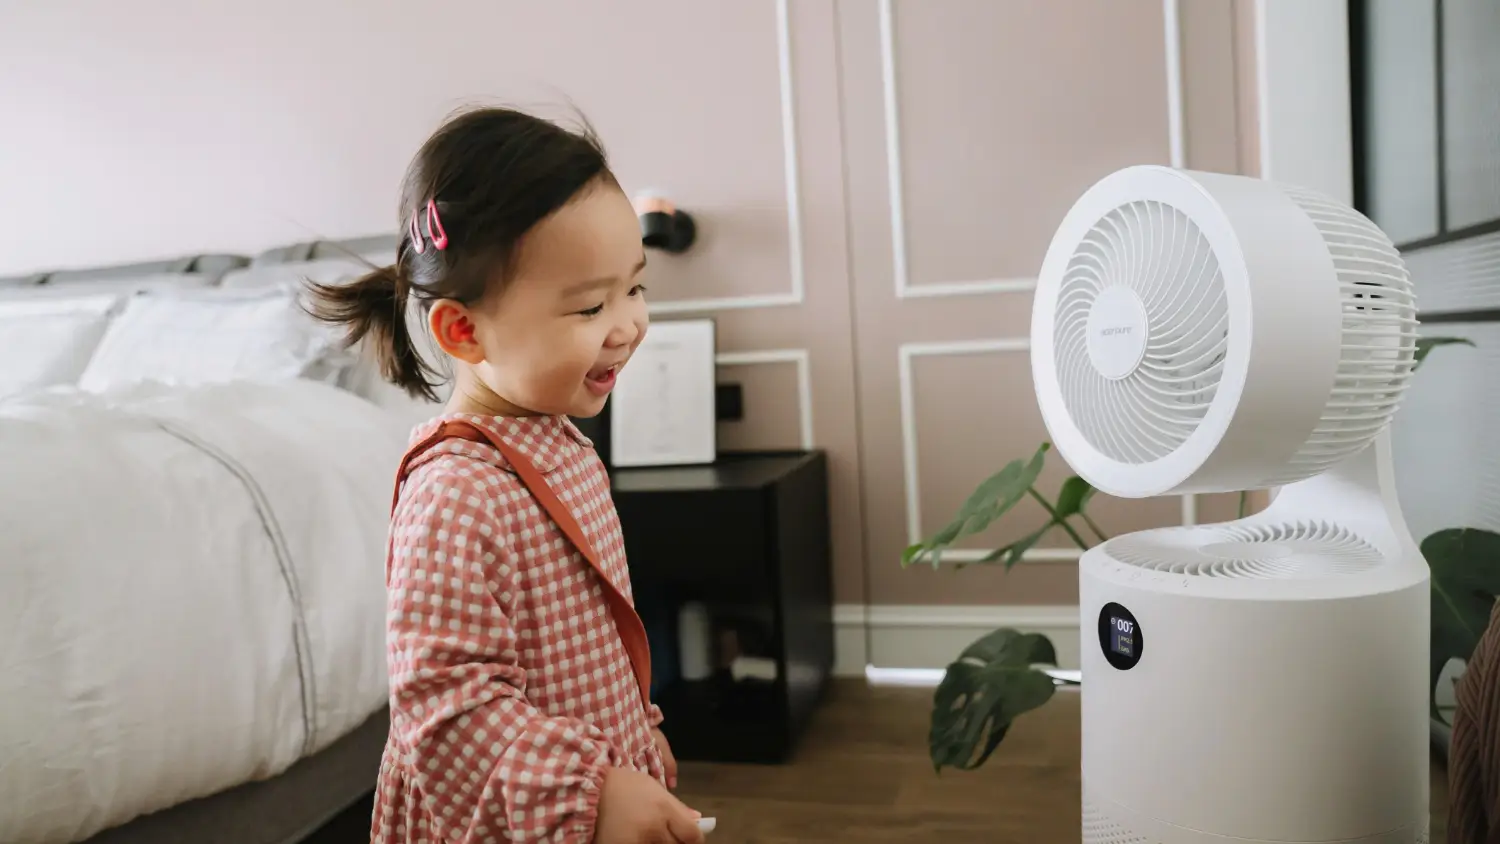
250, 234, 399, 267
308, 234, 400, 263
250, 242, 317, 266
4, 233, 398, 287
0, 272, 47, 287
13, 253, 252, 287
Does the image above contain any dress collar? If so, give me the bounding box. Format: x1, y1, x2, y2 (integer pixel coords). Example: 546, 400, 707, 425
409, 412, 593, 473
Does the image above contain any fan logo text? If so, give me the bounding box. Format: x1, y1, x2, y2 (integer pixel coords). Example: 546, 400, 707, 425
1098, 326, 1134, 337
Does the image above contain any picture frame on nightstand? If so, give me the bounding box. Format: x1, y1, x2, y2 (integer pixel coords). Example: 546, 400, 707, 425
609, 317, 717, 468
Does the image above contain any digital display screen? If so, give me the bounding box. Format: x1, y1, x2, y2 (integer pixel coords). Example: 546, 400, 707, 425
1108, 615, 1135, 658
1098, 602, 1143, 670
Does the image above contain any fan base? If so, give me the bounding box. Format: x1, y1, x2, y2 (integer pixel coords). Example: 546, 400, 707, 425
1083, 790, 1429, 843
1079, 546, 1429, 842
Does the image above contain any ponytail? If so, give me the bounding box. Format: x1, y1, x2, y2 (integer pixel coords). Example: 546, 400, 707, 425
301, 105, 616, 405
304, 264, 442, 403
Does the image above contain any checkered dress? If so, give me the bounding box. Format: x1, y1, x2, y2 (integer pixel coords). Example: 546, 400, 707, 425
371, 413, 665, 844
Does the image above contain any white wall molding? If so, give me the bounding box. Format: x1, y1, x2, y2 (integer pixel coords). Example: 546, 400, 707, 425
898, 337, 1195, 562
715, 348, 815, 450
833, 603, 1082, 677
898, 338, 1047, 562
877, 0, 1187, 301
1253, 0, 1353, 202
648, 0, 805, 315
1163, 0, 1186, 169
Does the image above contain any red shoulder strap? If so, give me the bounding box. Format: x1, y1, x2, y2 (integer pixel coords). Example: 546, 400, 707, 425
391, 420, 653, 705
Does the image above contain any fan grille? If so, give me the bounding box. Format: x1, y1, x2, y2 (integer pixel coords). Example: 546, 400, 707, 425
1104, 521, 1386, 579
1054, 201, 1229, 464
1257, 186, 1418, 486
1082, 799, 1151, 844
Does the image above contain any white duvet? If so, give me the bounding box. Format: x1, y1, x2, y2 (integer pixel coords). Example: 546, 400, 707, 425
0, 379, 412, 844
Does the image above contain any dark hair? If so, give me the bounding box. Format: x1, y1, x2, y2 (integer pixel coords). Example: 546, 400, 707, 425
305, 106, 616, 402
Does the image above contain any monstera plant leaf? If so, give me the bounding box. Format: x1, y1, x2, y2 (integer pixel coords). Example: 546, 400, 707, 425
929, 628, 1058, 772
902, 442, 1051, 568
1054, 475, 1097, 520
1414, 336, 1475, 371
1424, 527, 1500, 718
973, 522, 1056, 570
966, 475, 1104, 568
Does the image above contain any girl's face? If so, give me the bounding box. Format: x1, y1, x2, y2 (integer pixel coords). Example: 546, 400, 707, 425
431, 181, 650, 418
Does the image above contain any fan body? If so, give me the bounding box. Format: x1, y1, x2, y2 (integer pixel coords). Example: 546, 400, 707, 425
1079, 434, 1429, 843
1032, 167, 1429, 843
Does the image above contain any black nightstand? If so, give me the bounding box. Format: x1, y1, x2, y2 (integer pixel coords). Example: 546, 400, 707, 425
612, 450, 834, 765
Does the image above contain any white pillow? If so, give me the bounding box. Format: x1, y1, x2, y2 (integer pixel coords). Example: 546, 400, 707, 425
0, 294, 122, 400
336, 290, 452, 417
77, 287, 349, 393
223, 259, 452, 420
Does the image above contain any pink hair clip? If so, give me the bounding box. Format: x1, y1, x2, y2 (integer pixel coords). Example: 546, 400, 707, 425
407, 200, 448, 253
426, 199, 448, 250
408, 211, 426, 254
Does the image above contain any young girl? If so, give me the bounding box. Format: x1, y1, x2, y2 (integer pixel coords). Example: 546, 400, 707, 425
308, 107, 707, 844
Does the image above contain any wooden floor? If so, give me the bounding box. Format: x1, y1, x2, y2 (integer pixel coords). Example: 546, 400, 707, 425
675, 680, 1083, 843
314, 679, 1452, 842
674, 679, 1452, 844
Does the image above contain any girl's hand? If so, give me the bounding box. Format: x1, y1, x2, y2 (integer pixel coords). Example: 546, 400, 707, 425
595, 768, 703, 844
652, 727, 678, 789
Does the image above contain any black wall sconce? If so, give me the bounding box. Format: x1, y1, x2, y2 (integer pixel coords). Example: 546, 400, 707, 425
634, 191, 696, 254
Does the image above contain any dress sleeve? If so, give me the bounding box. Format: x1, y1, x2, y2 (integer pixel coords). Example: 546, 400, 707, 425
386, 468, 621, 843
646, 703, 665, 728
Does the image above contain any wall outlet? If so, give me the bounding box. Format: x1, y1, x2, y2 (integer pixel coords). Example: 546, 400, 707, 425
716, 383, 744, 421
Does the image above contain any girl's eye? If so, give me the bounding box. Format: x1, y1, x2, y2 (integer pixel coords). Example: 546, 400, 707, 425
576, 285, 645, 316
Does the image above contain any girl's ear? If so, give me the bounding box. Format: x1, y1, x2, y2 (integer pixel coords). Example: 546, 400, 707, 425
429, 300, 484, 365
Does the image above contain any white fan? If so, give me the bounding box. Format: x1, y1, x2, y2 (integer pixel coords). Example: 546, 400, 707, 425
1032, 166, 1429, 843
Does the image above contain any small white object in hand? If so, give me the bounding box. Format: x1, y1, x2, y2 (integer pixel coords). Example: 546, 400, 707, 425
697, 816, 717, 834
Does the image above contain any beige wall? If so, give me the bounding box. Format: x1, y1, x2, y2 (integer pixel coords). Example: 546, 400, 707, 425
837, 0, 1262, 608
0, 0, 1264, 615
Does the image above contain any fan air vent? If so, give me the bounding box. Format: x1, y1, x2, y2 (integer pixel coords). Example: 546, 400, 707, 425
1104, 521, 1386, 579
1256, 186, 1418, 486
1083, 799, 1151, 844
1054, 201, 1228, 465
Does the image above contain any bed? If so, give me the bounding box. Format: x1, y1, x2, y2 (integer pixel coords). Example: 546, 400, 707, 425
0, 235, 443, 844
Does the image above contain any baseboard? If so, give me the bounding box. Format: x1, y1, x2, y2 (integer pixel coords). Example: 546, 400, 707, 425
832, 604, 1082, 678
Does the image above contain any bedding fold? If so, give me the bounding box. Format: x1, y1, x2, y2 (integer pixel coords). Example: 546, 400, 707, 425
0, 379, 407, 844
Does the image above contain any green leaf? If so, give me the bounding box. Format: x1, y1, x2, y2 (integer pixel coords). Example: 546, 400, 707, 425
955, 626, 1059, 666
901, 543, 929, 569
929, 628, 1058, 772
977, 520, 1057, 570
1424, 528, 1500, 718
904, 443, 1050, 567
921, 475, 1098, 571
1414, 336, 1474, 371
1054, 475, 1096, 519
